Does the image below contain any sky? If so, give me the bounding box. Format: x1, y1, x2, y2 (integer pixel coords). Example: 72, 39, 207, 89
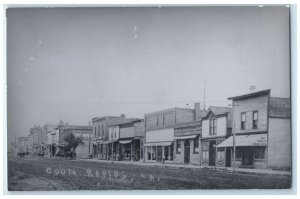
7, 6, 290, 145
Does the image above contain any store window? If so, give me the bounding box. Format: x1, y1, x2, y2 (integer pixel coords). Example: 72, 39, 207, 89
152, 147, 156, 160
176, 140, 181, 154
217, 148, 225, 159
236, 148, 242, 159
202, 151, 208, 159
193, 137, 199, 154
254, 147, 265, 160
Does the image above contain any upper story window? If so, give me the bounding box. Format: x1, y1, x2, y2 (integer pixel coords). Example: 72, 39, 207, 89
102, 125, 104, 137
253, 111, 258, 129
209, 119, 217, 135
98, 126, 100, 137
51, 134, 56, 143
241, 113, 246, 130
94, 127, 97, 137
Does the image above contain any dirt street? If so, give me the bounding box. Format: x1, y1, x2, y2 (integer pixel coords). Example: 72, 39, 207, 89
8, 156, 291, 191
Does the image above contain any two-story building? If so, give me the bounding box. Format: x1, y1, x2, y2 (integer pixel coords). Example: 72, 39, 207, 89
28, 125, 42, 155
201, 106, 232, 167
108, 119, 144, 161
39, 124, 57, 156
173, 103, 206, 165
144, 106, 198, 164
46, 127, 60, 157
91, 115, 129, 159
218, 89, 291, 169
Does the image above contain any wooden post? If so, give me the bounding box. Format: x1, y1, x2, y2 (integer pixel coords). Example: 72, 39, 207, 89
156, 145, 158, 162
162, 146, 165, 164
131, 141, 133, 161
168, 145, 171, 160
215, 139, 218, 167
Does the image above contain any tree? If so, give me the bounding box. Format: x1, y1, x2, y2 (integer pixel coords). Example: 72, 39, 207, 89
62, 132, 83, 155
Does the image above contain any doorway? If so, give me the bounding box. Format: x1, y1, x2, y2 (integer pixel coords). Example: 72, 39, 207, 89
157, 146, 162, 162
184, 140, 190, 164
225, 147, 231, 167
209, 140, 216, 166
242, 147, 254, 167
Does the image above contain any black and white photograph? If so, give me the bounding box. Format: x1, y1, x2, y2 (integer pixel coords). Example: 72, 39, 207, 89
4, 5, 294, 192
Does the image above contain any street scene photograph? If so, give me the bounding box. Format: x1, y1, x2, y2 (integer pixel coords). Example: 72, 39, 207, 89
6, 6, 292, 192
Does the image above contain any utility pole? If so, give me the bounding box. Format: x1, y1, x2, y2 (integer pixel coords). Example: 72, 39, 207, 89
229, 102, 237, 172
203, 80, 206, 110
111, 131, 114, 164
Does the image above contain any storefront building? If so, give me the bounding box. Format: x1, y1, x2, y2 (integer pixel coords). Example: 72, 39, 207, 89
144, 106, 198, 164
174, 120, 202, 165
91, 115, 128, 159
201, 106, 232, 167
108, 119, 144, 161
218, 89, 291, 169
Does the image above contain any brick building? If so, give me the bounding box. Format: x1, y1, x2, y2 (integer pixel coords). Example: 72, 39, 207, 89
173, 103, 206, 165
144, 105, 201, 164
201, 106, 232, 167
91, 115, 129, 159
218, 89, 291, 169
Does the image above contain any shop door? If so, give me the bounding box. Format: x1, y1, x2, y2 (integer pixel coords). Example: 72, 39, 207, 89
184, 140, 190, 164
225, 148, 231, 167
209, 141, 216, 166
242, 147, 254, 166
157, 146, 162, 162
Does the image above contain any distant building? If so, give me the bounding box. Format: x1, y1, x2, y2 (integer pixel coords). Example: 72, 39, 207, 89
58, 124, 92, 159
218, 89, 291, 169
28, 126, 42, 155
46, 127, 60, 157
17, 136, 29, 153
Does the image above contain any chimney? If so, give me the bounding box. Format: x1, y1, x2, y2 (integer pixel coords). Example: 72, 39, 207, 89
249, 85, 256, 93
194, 103, 201, 121
121, 114, 126, 118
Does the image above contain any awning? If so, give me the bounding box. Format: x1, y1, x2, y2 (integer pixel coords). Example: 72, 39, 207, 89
119, 139, 133, 144
144, 141, 173, 147
217, 134, 267, 148
175, 135, 198, 140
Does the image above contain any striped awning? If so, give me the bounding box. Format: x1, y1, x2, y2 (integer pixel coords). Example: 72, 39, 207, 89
217, 134, 267, 147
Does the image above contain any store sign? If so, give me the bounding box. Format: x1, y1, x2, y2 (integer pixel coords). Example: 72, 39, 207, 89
253, 136, 267, 146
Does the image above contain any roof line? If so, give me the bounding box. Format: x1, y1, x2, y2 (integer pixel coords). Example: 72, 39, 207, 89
228, 89, 271, 100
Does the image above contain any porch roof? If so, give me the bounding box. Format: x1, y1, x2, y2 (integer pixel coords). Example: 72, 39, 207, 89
119, 139, 133, 144
174, 135, 198, 140
144, 141, 173, 147
217, 134, 267, 147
